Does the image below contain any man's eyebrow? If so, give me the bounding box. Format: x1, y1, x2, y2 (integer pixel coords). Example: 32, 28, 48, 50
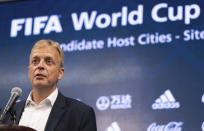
45, 56, 54, 59
31, 56, 39, 59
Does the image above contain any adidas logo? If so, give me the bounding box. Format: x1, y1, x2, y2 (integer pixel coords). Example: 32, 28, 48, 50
201, 94, 204, 103
105, 122, 121, 131
152, 89, 180, 110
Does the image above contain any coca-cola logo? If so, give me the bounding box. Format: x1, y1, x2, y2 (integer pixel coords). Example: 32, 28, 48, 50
147, 121, 183, 131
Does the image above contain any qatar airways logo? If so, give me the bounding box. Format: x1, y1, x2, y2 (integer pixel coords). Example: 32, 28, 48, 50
71, 3, 200, 31
10, 15, 62, 37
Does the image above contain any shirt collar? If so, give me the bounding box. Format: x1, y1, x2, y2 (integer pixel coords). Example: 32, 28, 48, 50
26, 88, 58, 107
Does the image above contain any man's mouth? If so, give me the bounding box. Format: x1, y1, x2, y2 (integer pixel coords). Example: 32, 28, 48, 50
35, 74, 46, 79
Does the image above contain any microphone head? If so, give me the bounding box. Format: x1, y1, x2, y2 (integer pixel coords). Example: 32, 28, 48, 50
11, 87, 22, 97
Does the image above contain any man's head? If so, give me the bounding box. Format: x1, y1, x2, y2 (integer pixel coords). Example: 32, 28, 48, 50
28, 39, 64, 90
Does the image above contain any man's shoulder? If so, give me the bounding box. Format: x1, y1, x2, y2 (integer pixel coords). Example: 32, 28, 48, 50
62, 94, 92, 110
57, 93, 96, 121
53, 93, 97, 130
57, 92, 94, 112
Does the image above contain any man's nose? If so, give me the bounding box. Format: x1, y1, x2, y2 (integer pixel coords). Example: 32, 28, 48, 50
36, 60, 45, 70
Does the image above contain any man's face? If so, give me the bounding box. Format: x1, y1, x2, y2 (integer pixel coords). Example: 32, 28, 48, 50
28, 46, 64, 89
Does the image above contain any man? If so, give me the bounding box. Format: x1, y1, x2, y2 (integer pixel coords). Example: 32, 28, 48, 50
3, 39, 97, 131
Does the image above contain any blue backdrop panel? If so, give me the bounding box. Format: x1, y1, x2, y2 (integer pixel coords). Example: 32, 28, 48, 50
0, 0, 204, 130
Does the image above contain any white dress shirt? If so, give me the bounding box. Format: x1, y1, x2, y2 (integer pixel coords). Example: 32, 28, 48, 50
19, 88, 58, 131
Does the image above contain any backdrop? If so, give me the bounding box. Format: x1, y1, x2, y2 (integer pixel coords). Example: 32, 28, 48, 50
0, 0, 204, 130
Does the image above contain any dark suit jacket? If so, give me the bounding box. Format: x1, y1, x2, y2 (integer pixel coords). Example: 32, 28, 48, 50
3, 92, 97, 131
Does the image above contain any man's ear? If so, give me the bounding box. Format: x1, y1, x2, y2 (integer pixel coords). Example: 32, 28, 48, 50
58, 67, 64, 80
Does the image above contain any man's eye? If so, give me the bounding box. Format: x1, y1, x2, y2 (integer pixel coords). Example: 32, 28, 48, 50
32, 59, 38, 63
46, 59, 53, 64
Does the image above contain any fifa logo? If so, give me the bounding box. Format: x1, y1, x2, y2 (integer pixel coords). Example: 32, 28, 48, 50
10, 15, 63, 37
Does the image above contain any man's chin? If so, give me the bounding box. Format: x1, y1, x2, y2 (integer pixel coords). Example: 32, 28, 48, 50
33, 82, 48, 88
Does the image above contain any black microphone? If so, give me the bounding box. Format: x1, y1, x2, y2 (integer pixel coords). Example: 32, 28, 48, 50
0, 87, 22, 123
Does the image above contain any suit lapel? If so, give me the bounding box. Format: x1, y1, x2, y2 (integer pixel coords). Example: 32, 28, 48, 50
15, 101, 26, 124
44, 92, 66, 131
